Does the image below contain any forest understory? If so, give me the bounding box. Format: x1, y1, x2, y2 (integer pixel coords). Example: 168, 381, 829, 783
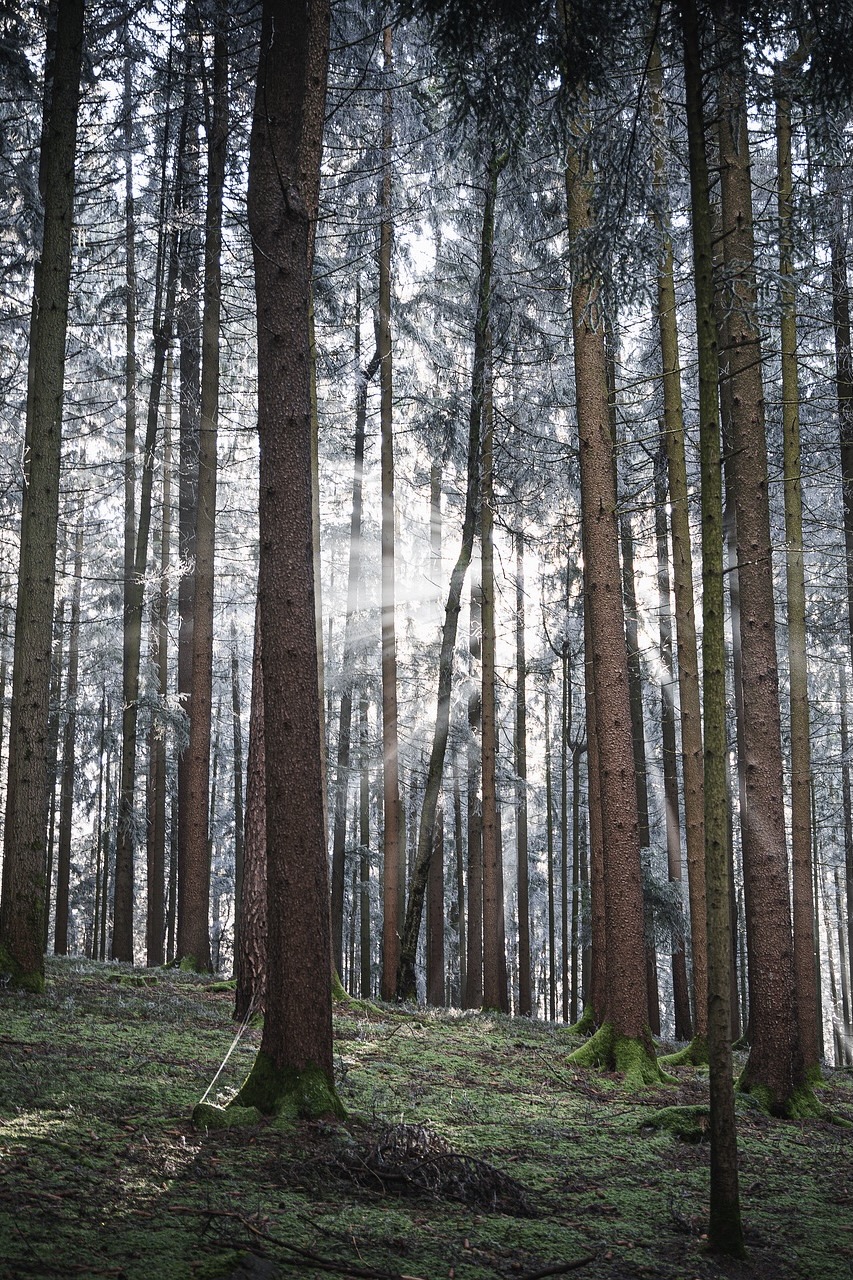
1, 959, 851, 1280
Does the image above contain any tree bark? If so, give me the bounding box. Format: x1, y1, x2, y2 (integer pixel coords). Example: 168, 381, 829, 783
180, 10, 228, 972
53, 502, 84, 955
515, 531, 531, 1016
680, 0, 743, 1249
234, 602, 266, 1021
231, 0, 339, 1113
0, 0, 84, 991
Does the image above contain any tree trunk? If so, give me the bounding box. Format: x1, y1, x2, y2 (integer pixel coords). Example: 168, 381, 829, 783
395, 151, 505, 1001
465, 569, 483, 1009
564, 129, 651, 1067
515, 532, 531, 1015
655, 444, 692, 1041
359, 693, 371, 999
775, 63, 819, 1076
426, 465, 445, 1006
54, 503, 84, 955
231, 619, 245, 974
180, 11, 228, 972
648, 38, 707, 1041
714, 0, 806, 1115
229, 0, 339, 1117
234, 601, 266, 1020
0, 0, 84, 991
679, 0, 743, 1249
453, 753, 466, 1006
147, 356, 173, 968
545, 685, 556, 1020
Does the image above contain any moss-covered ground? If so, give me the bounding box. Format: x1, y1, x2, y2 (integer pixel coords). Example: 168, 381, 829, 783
1, 958, 851, 1280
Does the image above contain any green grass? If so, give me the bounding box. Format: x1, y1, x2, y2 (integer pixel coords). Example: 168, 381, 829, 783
1, 957, 851, 1279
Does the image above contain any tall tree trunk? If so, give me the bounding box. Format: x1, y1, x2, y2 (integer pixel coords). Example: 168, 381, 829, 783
395, 151, 505, 1000
231, 619, 245, 973
229, 0, 339, 1117
54, 502, 84, 955
714, 0, 806, 1115
0, 0, 84, 990
426, 464, 445, 1006
648, 38, 707, 1042
679, 0, 743, 1249
377, 25, 404, 1001
515, 531, 531, 1015
564, 129, 651, 1067
465, 569, 483, 1009
180, 11, 228, 972
545, 685, 556, 1020
91, 687, 107, 959
359, 693, 371, 999
113, 45, 182, 962
147, 356, 173, 967
481, 336, 506, 1013
330, 288, 379, 976
775, 62, 819, 1076
453, 753, 466, 1005
560, 622, 571, 1022
655, 444, 692, 1041
175, 22, 202, 967
234, 601, 266, 1020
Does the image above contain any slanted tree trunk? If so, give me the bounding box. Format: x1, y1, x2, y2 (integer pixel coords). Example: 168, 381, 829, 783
180, 10, 228, 972
53, 503, 84, 955
679, 0, 744, 1250
395, 150, 505, 1001
226, 0, 340, 1119
0, 0, 84, 991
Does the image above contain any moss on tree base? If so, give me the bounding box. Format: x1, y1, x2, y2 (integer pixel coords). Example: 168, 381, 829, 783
192, 1102, 263, 1130
659, 1034, 708, 1069
231, 1051, 345, 1123
0, 943, 44, 994
735, 1075, 841, 1122
641, 1104, 711, 1142
567, 1021, 674, 1086
568, 1005, 596, 1037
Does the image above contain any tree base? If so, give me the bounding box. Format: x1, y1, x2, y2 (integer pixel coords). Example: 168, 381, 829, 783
192, 1103, 263, 1130
736, 1074, 841, 1122
659, 1034, 708, 1068
0, 943, 44, 994
567, 1021, 674, 1086
568, 1004, 597, 1037
231, 1051, 345, 1123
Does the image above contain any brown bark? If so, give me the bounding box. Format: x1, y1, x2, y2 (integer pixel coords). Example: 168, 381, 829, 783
515, 531, 531, 1016
234, 603, 266, 1020
54, 503, 84, 955
245, 0, 335, 1088
0, 0, 84, 990
714, 0, 805, 1112
565, 137, 648, 1041
180, 11, 228, 972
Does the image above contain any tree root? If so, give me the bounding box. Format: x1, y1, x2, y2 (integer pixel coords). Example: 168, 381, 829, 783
567, 1022, 675, 1086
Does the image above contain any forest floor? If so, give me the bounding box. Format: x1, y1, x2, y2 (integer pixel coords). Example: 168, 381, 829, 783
1, 960, 851, 1280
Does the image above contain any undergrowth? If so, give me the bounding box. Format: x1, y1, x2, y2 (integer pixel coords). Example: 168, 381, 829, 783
0, 957, 851, 1279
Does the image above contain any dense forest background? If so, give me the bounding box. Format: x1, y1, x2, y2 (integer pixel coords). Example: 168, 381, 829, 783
1, 0, 853, 1083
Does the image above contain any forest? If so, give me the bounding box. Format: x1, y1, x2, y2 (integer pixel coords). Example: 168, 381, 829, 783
2, 0, 853, 1272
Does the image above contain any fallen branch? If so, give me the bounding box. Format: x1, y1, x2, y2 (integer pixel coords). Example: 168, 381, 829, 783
520, 1256, 598, 1279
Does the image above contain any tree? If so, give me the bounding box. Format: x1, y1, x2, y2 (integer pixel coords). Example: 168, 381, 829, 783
0, 0, 85, 992
180, 4, 229, 972
227, 0, 341, 1119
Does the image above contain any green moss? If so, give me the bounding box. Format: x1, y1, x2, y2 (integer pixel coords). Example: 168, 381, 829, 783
641, 1105, 711, 1142
659, 1034, 708, 1068
736, 1075, 840, 1122
567, 1021, 675, 1086
192, 1102, 263, 1130
178, 955, 200, 973
0, 942, 45, 994
231, 1051, 346, 1121
208, 980, 236, 993
568, 1004, 596, 1037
